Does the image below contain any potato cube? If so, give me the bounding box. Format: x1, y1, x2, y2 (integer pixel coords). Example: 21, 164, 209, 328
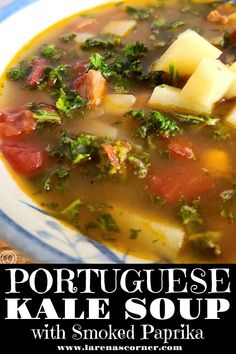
225, 62, 236, 99
110, 205, 184, 262
181, 59, 234, 107
102, 20, 136, 37
78, 120, 119, 139
152, 30, 222, 76
148, 85, 212, 114
104, 94, 136, 115
75, 32, 94, 44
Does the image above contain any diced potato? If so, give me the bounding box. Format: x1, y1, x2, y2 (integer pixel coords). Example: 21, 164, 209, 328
148, 84, 212, 114
75, 32, 94, 44
102, 20, 136, 37
110, 205, 184, 262
202, 149, 230, 176
104, 94, 137, 115
225, 62, 236, 99
152, 30, 222, 76
181, 59, 234, 108
78, 120, 119, 139
225, 104, 236, 127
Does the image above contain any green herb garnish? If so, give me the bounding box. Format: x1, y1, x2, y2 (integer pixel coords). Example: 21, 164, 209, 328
33, 109, 61, 124
125, 6, 153, 21
97, 214, 120, 232
41, 44, 62, 60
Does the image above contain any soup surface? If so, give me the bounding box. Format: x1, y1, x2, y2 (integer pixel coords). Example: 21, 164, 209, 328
1, 0, 236, 263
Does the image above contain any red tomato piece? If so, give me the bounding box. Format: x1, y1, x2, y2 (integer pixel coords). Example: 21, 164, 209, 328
167, 139, 195, 160
27, 58, 47, 86
0, 144, 46, 176
149, 166, 215, 203
0, 109, 37, 138
75, 69, 107, 109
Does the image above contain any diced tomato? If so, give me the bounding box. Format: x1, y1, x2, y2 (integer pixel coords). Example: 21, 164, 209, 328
76, 18, 96, 31
0, 144, 46, 176
167, 139, 195, 160
75, 69, 107, 109
27, 58, 47, 86
74, 61, 89, 77
0, 109, 37, 138
149, 165, 215, 203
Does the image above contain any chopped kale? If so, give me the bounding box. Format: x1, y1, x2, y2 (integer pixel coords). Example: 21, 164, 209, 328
47, 64, 71, 89
170, 21, 186, 29
128, 110, 180, 138
176, 113, 219, 126
179, 198, 203, 226
123, 41, 148, 59
33, 109, 61, 124
128, 156, 150, 178
61, 132, 97, 164
125, 6, 153, 21
60, 33, 77, 42
7, 61, 30, 81
41, 44, 62, 60
189, 231, 222, 256
60, 199, 82, 220
97, 214, 120, 232
89, 53, 114, 78
56, 88, 87, 116
46, 145, 64, 161
81, 34, 121, 50
213, 125, 231, 141
44, 167, 70, 191
130, 229, 141, 240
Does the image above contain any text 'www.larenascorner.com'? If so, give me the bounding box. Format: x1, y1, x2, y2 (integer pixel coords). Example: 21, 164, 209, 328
57, 344, 182, 351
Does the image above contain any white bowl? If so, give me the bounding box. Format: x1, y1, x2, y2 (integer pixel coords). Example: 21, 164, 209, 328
0, 0, 151, 263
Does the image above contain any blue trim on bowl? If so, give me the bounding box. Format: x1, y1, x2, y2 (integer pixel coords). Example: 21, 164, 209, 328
0, 0, 40, 23
0, 209, 81, 263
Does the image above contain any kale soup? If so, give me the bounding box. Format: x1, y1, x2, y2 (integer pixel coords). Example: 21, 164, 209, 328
2, 0, 236, 263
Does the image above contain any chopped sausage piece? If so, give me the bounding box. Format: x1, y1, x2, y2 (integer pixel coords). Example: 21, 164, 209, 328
75, 69, 107, 109
0, 109, 37, 138
207, 10, 228, 25
27, 58, 47, 86
74, 61, 89, 77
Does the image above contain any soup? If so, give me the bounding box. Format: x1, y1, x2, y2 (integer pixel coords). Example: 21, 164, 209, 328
1, 0, 236, 263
